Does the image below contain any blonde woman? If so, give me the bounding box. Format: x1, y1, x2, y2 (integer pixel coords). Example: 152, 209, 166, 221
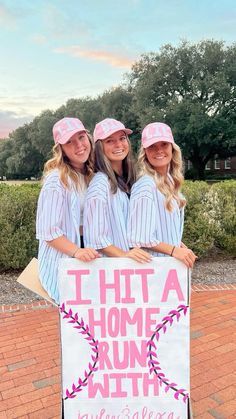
36, 117, 99, 304
128, 122, 197, 268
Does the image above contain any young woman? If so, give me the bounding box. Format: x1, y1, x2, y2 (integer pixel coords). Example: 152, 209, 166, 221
83, 118, 151, 263
36, 117, 99, 304
128, 122, 197, 268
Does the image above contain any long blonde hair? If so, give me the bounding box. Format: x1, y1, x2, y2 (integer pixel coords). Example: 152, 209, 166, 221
43, 134, 94, 190
138, 143, 186, 211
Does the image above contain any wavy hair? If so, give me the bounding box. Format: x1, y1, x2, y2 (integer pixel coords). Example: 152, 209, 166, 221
138, 143, 186, 211
43, 133, 94, 190
95, 137, 136, 194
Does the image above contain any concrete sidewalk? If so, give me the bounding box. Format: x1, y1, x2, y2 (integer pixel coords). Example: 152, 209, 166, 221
0, 286, 235, 418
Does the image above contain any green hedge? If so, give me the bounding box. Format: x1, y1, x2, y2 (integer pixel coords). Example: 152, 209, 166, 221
207, 181, 236, 255
182, 181, 216, 257
0, 183, 40, 270
182, 180, 236, 256
0, 180, 235, 270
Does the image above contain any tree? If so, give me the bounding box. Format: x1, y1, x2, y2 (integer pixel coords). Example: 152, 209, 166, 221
99, 87, 140, 153
0, 139, 12, 178
128, 40, 236, 179
58, 97, 103, 133
28, 110, 58, 159
6, 126, 43, 179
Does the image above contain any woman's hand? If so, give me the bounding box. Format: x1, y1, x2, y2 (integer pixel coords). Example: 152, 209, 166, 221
172, 246, 197, 268
74, 248, 100, 262
125, 248, 152, 263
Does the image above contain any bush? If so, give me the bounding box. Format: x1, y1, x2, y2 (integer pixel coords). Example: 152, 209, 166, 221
182, 180, 236, 258
0, 180, 235, 270
182, 181, 216, 257
207, 181, 236, 255
0, 183, 40, 270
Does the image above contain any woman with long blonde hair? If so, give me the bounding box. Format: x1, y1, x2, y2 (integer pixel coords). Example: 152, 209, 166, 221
128, 122, 197, 268
36, 117, 99, 304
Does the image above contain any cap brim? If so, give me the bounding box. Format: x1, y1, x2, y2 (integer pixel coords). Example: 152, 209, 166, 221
96, 128, 133, 141
142, 136, 174, 149
56, 128, 86, 145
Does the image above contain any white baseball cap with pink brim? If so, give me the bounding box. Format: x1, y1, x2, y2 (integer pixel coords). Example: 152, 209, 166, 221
53, 117, 86, 145
141, 122, 174, 148
93, 118, 132, 142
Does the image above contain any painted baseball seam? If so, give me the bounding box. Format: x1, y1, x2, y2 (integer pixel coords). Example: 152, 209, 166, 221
147, 304, 189, 403
60, 303, 99, 400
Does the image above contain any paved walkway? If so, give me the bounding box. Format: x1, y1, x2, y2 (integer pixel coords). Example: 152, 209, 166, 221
0, 287, 235, 418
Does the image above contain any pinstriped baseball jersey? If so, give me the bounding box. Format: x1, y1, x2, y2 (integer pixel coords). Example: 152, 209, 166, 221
83, 172, 130, 252
127, 174, 184, 257
36, 169, 84, 303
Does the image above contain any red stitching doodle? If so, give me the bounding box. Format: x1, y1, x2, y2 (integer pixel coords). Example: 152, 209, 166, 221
60, 303, 99, 400
147, 304, 189, 403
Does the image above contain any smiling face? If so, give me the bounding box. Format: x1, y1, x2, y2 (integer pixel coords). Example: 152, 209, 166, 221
102, 130, 129, 172
145, 141, 173, 175
61, 131, 91, 171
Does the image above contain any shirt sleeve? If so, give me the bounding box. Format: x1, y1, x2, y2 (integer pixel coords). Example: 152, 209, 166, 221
36, 187, 64, 241
128, 183, 161, 248
83, 176, 113, 249
179, 206, 185, 240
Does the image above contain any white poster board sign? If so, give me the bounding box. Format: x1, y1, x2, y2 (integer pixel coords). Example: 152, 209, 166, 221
59, 257, 190, 418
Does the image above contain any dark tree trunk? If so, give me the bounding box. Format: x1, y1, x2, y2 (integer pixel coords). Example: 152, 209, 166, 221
191, 158, 206, 180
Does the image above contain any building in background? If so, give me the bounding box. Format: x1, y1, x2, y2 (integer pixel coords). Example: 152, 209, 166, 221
185, 157, 236, 179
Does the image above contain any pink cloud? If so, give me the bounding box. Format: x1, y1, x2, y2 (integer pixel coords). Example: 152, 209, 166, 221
0, 111, 34, 139
54, 46, 135, 68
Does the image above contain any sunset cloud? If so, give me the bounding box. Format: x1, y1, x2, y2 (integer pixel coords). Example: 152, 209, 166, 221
54, 46, 135, 68
0, 111, 34, 139
1, 0, 235, 134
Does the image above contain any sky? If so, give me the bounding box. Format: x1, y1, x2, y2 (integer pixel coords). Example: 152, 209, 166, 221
0, 0, 235, 138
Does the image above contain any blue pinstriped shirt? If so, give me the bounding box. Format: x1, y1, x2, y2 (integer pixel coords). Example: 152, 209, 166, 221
83, 172, 130, 252
128, 175, 184, 257
36, 169, 84, 303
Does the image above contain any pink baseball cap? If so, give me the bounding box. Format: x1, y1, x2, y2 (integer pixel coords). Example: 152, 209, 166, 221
93, 118, 132, 142
141, 122, 174, 148
53, 117, 86, 145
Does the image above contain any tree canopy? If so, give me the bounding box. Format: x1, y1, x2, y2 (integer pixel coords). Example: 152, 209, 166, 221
128, 40, 236, 178
1, 40, 235, 180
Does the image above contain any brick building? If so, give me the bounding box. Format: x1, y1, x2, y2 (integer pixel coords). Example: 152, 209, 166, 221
186, 156, 236, 177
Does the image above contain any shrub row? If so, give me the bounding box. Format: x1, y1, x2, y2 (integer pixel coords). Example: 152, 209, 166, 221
182, 180, 236, 257
0, 183, 40, 270
0, 180, 235, 270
